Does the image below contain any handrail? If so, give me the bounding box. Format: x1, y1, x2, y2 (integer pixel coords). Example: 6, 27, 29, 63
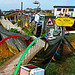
14, 37, 41, 75
0, 35, 28, 45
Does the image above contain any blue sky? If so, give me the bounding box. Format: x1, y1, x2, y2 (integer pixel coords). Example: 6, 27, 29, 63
0, 0, 75, 11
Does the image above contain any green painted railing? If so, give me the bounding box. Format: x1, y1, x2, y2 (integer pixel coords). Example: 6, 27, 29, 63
14, 37, 41, 75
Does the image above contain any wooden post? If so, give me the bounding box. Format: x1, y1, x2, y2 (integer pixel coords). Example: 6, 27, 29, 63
61, 26, 65, 56
61, 26, 65, 36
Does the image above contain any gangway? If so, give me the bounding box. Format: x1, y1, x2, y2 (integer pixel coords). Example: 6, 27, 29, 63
0, 19, 22, 32
0, 36, 45, 75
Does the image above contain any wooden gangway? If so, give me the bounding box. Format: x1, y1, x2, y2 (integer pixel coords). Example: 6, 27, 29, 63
0, 19, 22, 32
0, 36, 45, 75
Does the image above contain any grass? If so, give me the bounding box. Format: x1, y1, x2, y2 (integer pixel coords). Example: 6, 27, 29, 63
31, 33, 75, 75
0, 55, 14, 66
31, 63, 59, 75
0, 33, 75, 75
65, 33, 75, 42
65, 55, 75, 74
31, 54, 75, 75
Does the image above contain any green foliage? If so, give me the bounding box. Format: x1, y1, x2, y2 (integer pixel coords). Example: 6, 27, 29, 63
40, 29, 48, 37
40, 33, 46, 38
45, 63, 59, 75
10, 28, 20, 33
4, 15, 7, 18
24, 28, 29, 33
65, 56, 75, 74
43, 29, 47, 34
0, 55, 14, 66
65, 33, 75, 42
18, 20, 23, 27
24, 28, 34, 36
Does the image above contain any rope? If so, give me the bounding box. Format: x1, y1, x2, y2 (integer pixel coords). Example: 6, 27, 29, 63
45, 42, 62, 70
70, 27, 75, 30
0, 35, 28, 45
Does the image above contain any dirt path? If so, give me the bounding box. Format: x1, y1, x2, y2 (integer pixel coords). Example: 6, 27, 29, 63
0, 50, 24, 75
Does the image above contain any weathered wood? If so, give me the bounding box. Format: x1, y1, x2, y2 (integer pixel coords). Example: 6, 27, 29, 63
0, 36, 45, 75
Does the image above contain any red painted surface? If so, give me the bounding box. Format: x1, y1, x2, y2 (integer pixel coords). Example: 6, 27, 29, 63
27, 65, 35, 68
0, 35, 32, 46
46, 38, 48, 42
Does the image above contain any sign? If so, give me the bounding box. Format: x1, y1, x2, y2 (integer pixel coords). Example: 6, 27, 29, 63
54, 17, 75, 27
45, 17, 54, 26
34, 13, 40, 23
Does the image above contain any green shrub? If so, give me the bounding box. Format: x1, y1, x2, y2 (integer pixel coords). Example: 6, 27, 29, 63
24, 28, 34, 36
0, 55, 14, 66
10, 28, 20, 33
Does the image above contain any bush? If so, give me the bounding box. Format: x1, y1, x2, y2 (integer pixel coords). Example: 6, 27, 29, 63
0, 55, 14, 66
10, 28, 20, 33
24, 28, 34, 36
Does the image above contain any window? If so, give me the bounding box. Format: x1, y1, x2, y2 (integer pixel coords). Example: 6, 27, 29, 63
57, 8, 61, 11
69, 9, 74, 11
